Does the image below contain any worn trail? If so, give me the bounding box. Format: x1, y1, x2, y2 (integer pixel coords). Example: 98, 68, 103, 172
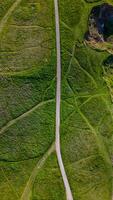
0, 99, 54, 135
20, 143, 55, 200
0, 0, 22, 35
54, 0, 73, 199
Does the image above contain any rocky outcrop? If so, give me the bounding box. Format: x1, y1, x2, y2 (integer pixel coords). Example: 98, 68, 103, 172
85, 3, 113, 54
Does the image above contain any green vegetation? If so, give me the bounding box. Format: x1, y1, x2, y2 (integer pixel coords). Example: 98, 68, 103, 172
0, 0, 113, 200
32, 153, 65, 200
0, 0, 57, 199
60, 0, 113, 199
0, 0, 15, 20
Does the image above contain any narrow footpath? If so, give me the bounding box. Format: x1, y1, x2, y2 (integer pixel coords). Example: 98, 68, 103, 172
0, 0, 22, 35
54, 0, 73, 199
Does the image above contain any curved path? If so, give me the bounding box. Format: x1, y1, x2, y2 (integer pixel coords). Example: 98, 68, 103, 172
0, 0, 22, 35
54, 0, 73, 199
20, 143, 55, 200
0, 99, 54, 135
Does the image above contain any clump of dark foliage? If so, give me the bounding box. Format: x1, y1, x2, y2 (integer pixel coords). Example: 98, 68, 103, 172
103, 55, 113, 68
86, 3, 113, 43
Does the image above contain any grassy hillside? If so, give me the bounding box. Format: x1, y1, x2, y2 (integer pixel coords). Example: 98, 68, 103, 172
0, 0, 60, 199
0, 0, 113, 199
60, 0, 113, 199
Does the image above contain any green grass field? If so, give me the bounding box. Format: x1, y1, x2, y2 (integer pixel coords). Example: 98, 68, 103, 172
0, 0, 113, 199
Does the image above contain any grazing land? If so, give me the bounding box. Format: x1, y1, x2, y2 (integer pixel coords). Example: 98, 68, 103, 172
0, 0, 113, 200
